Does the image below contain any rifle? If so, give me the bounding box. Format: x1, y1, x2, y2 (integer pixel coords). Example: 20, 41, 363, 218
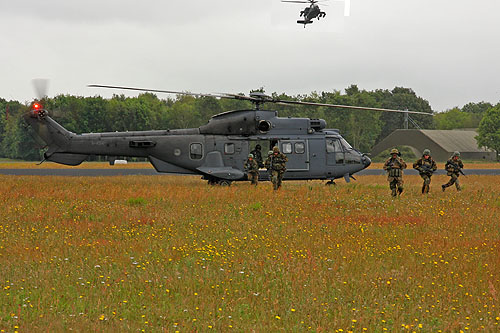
420, 164, 434, 175
446, 161, 466, 176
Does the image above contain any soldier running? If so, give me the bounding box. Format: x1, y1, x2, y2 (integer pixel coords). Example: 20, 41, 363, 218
265, 146, 288, 190
442, 151, 464, 192
413, 148, 437, 194
383, 148, 407, 197
244, 154, 259, 185
250, 144, 264, 168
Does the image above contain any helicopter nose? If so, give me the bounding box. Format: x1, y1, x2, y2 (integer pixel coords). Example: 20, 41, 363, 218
362, 155, 371, 168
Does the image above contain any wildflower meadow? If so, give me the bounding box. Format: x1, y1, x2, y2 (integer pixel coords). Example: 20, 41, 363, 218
1, 173, 499, 332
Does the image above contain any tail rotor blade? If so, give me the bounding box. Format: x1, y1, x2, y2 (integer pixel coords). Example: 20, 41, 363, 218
32, 78, 50, 100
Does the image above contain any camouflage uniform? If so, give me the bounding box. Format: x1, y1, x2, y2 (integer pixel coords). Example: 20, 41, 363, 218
250, 144, 264, 168
383, 148, 407, 197
244, 154, 259, 185
265, 147, 288, 190
442, 151, 464, 191
413, 149, 437, 194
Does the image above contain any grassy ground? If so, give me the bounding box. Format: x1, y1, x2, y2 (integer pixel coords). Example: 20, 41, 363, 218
0, 175, 499, 332
0, 161, 498, 170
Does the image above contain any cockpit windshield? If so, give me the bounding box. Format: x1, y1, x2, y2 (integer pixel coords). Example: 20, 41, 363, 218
340, 138, 353, 150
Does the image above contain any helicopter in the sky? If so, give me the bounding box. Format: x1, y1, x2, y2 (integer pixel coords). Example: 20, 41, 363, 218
24, 82, 432, 186
282, 0, 327, 27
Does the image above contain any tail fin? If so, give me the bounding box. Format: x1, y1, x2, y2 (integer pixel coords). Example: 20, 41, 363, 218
24, 111, 88, 165
24, 111, 73, 149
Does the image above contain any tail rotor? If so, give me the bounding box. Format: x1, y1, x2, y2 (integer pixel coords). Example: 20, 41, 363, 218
32, 78, 49, 101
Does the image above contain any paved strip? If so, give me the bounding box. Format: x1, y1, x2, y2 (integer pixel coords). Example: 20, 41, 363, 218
358, 169, 500, 176
0, 169, 499, 176
0, 169, 161, 176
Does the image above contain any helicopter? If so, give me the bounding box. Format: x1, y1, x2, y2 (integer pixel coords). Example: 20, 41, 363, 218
282, 0, 327, 28
24, 82, 432, 186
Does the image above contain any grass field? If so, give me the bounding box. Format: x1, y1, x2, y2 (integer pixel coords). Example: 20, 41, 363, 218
0, 161, 498, 170
1, 175, 499, 332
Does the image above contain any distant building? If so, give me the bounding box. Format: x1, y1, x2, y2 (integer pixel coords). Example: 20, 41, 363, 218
371, 129, 496, 161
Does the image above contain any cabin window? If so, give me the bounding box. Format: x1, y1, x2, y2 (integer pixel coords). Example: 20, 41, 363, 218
295, 142, 305, 154
190, 143, 203, 160
224, 143, 235, 155
282, 142, 292, 154
326, 139, 342, 153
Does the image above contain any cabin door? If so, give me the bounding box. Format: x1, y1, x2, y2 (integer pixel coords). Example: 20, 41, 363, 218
279, 140, 309, 171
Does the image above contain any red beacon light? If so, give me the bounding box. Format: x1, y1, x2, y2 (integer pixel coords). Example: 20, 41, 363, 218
30, 102, 46, 118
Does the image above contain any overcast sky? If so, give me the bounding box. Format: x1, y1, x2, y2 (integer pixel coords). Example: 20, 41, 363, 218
1, 0, 499, 112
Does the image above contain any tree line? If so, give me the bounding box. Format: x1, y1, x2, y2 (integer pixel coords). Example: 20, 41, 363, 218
0, 85, 499, 161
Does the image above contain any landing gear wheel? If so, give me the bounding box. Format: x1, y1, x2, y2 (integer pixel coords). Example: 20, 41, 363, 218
325, 180, 336, 186
218, 180, 232, 186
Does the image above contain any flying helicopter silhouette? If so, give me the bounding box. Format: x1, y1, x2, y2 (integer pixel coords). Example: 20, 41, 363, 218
24, 82, 432, 186
282, 0, 327, 28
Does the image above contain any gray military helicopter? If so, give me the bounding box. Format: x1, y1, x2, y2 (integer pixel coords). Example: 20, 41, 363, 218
282, 0, 327, 27
25, 83, 431, 186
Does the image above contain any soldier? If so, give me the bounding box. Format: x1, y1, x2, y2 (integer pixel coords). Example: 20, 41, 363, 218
250, 144, 264, 168
264, 150, 273, 178
442, 151, 464, 192
413, 148, 437, 194
244, 154, 259, 185
265, 146, 288, 190
383, 148, 407, 197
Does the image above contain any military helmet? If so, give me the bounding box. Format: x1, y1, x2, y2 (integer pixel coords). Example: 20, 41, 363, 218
423, 149, 431, 156
390, 148, 399, 155
255, 144, 261, 150
452, 151, 460, 157
273, 146, 280, 153
248, 154, 254, 158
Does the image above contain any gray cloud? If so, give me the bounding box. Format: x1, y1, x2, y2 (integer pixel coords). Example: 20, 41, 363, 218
1, 0, 499, 111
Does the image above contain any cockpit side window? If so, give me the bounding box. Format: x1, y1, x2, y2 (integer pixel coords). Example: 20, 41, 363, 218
326, 138, 343, 153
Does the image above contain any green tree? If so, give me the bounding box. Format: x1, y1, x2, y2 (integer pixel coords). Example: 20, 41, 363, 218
1, 108, 40, 160
166, 95, 200, 129
462, 102, 493, 114
373, 87, 434, 142
194, 96, 223, 125
476, 105, 500, 161
434, 108, 478, 129
0, 99, 6, 150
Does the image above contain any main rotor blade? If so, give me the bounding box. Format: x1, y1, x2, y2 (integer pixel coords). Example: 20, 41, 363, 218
219, 93, 260, 102
88, 84, 228, 99
32, 78, 49, 100
281, 1, 311, 3
274, 99, 433, 116
88, 84, 433, 115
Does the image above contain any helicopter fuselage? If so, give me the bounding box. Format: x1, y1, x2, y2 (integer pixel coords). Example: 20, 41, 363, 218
25, 109, 371, 185
298, 4, 326, 26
